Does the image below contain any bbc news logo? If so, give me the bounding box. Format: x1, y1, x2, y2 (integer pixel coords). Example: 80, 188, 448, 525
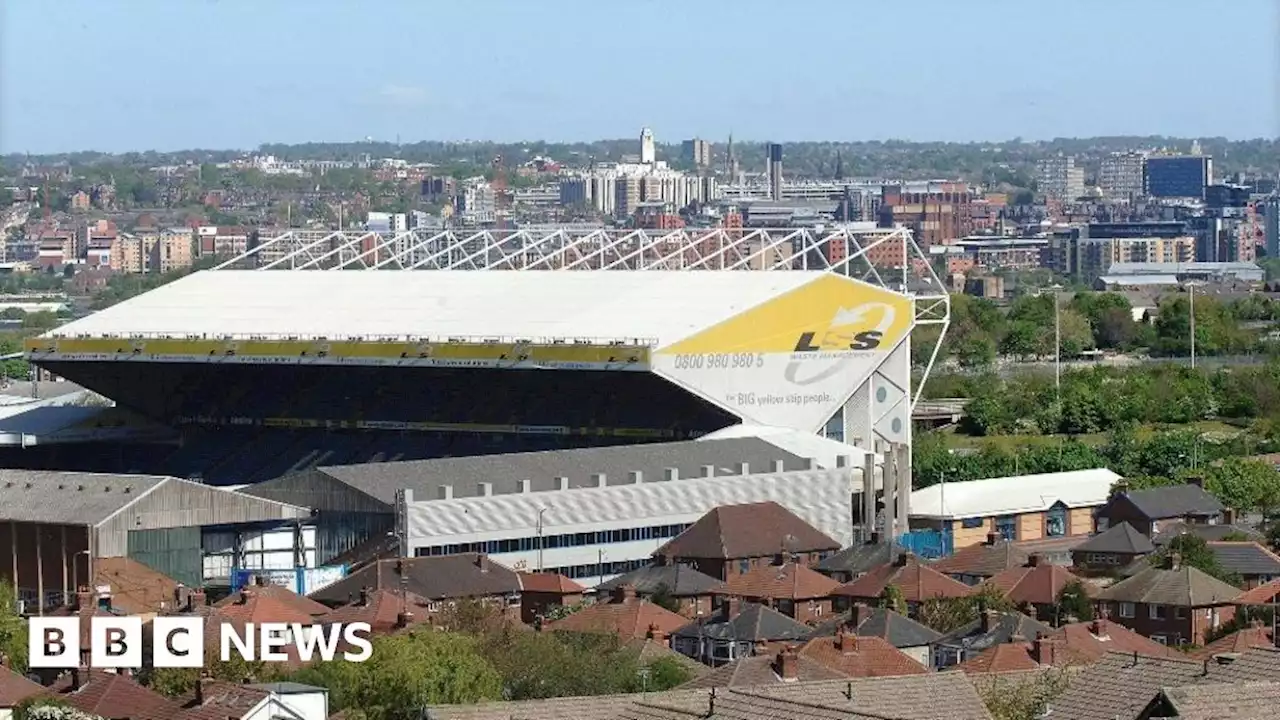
29, 617, 373, 669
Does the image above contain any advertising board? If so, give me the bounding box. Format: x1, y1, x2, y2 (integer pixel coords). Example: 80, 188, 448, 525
653, 274, 914, 432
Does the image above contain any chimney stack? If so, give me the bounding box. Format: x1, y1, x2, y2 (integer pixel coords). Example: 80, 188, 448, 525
836, 631, 858, 653
476, 554, 490, 573
646, 623, 667, 643
735, 462, 750, 475
776, 646, 798, 682
358, 587, 370, 606
1091, 612, 1109, 638
437, 485, 453, 500
726, 596, 741, 618
1223, 508, 1237, 525
895, 552, 913, 567
1031, 633, 1055, 666
612, 584, 637, 603
868, 531, 881, 545
851, 602, 872, 628
238, 588, 253, 605
396, 610, 414, 629
663, 467, 679, 482
773, 459, 786, 472
1187, 476, 1204, 489
1168, 552, 1183, 571
628, 470, 643, 484
195, 675, 209, 706
556, 476, 570, 491
591, 473, 607, 488
517, 478, 532, 493
477, 482, 493, 497
985, 532, 999, 547
189, 588, 206, 612
75, 586, 92, 611
701, 465, 716, 478
1028, 554, 1043, 568
980, 609, 998, 634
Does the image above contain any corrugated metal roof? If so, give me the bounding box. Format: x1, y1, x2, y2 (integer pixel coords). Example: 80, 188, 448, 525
0, 470, 167, 525
1098, 274, 1180, 286
909, 468, 1121, 519
290, 436, 817, 507
45, 270, 818, 346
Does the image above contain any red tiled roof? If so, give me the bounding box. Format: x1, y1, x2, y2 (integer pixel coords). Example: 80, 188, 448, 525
0, 666, 45, 708
212, 588, 320, 626
716, 562, 840, 601
319, 588, 432, 632
1234, 578, 1280, 605
178, 680, 270, 720
957, 642, 1042, 674
931, 538, 1030, 578
1193, 623, 1275, 658
655, 502, 840, 561
52, 671, 182, 720
519, 572, 586, 594
215, 583, 328, 616
548, 593, 686, 640
797, 634, 930, 678
93, 557, 183, 615
834, 555, 974, 603
981, 560, 1088, 606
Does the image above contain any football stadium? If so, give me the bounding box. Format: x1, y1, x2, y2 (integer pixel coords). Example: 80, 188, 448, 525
12, 227, 948, 488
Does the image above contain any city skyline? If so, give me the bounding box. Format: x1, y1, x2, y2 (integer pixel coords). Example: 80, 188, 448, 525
0, 0, 1277, 154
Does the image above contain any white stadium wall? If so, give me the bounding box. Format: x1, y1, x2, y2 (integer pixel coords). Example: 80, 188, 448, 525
402, 466, 857, 584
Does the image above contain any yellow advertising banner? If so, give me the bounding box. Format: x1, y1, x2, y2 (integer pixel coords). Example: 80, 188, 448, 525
26, 337, 652, 372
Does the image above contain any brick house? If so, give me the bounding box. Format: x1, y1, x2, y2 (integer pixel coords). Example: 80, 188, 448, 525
1071, 522, 1157, 574
517, 571, 586, 623
712, 559, 840, 624
595, 559, 721, 618
1094, 556, 1241, 646
671, 601, 812, 666
981, 554, 1091, 620
1094, 481, 1225, 537
653, 501, 841, 582
548, 584, 687, 642
832, 552, 974, 612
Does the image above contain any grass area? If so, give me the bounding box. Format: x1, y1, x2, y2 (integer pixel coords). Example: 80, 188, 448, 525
940, 420, 1245, 450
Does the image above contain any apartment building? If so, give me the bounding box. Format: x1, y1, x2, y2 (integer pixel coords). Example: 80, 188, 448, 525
111, 228, 194, 274
1099, 151, 1147, 203
877, 182, 973, 248
1037, 155, 1085, 203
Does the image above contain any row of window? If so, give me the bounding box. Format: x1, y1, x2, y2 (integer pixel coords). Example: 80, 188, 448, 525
958, 508, 1069, 541
413, 522, 692, 557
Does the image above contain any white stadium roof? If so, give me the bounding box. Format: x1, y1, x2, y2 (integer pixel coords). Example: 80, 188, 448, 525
48, 270, 821, 346
909, 468, 1121, 519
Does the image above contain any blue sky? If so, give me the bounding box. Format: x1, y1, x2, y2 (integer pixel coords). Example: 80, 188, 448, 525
2, 0, 1277, 153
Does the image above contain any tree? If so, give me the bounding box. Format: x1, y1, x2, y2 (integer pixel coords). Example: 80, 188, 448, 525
1205, 457, 1280, 521
1151, 534, 1241, 586
0, 581, 27, 673
977, 668, 1071, 720
639, 657, 693, 692
1054, 579, 1094, 624
648, 583, 681, 614
878, 585, 908, 615
918, 586, 1013, 634
16, 700, 104, 720
478, 630, 646, 700
291, 631, 502, 720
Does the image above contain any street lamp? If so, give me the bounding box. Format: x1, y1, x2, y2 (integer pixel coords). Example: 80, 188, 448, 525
1186, 281, 1203, 369
536, 508, 548, 573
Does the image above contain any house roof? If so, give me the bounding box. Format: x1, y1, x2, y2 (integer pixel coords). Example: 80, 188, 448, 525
317, 588, 433, 631
980, 558, 1088, 606
1095, 564, 1242, 607
1194, 623, 1274, 658
519, 572, 586, 594
178, 680, 271, 720
0, 470, 166, 524
813, 539, 899, 577
1234, 578, 1280, 605
805, 604, 942, 649
597, 562, 721, 597
428, 674, 993, 720
93, 556, 183, 615
908, 468, 1120, 519
655, 501, 840, 561
679, 650, 848, 688
833, 555, 975, 603
216, 582, 329, 616
672, 602, 810, 643
1156, 681, 1280, 720
956, 642, 1041, 673
1049, 618, 1180, 662
620, 638, 709, 678
930, 536, 1029, 578
796, 634, 930, 678
0, 666, 44, 708
1072, 522, 1156, 554
715, 561, 841, 601
549, 594, 687, 640
309, 554, 522, 605
1115, 483, 1225, 521
935, 611, 1054, 655
52, 671, 183, 720
1045, 652, 1209, 720
1154, 521, 1264, 545
1208, 541, 1280, 576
